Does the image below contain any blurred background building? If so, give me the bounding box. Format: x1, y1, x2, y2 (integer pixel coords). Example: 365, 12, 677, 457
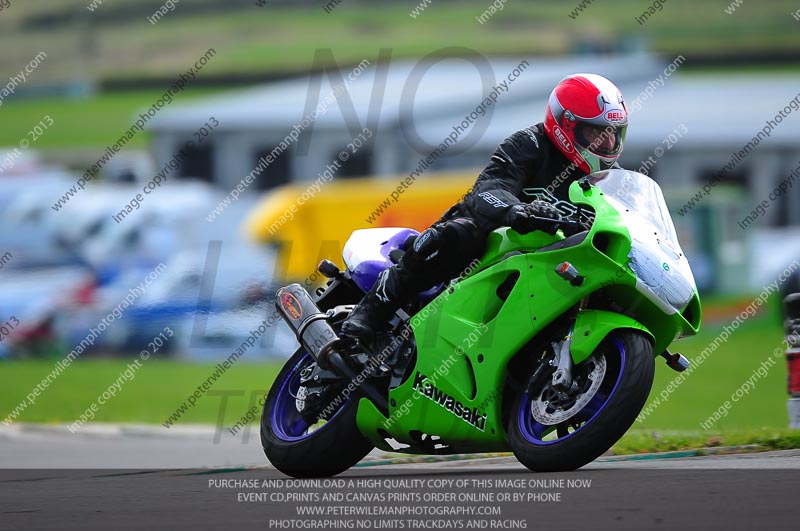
2, 0, 800, 361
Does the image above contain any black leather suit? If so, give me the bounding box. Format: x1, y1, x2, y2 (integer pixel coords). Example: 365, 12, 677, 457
373, 122, 590, 305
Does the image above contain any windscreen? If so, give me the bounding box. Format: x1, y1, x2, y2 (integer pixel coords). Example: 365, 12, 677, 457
590, 169, 697, 312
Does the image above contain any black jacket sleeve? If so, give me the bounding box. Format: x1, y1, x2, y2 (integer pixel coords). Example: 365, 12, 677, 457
462, 128, 543, 230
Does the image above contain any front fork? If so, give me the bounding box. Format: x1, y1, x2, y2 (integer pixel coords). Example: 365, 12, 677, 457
526, 298, 589, 398
550, 330, 578, 393
526, 329, 578, 400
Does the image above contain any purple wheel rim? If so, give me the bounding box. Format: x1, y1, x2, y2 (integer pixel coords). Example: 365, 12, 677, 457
270, 352, 349, 442
517, 337, 626, 446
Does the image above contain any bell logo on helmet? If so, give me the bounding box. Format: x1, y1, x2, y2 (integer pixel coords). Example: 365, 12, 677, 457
605, 110, 625, 123
553, 126, 574, 153
545, 74, 626, 175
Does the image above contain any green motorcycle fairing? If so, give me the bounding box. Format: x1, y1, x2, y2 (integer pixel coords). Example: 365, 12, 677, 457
355, 172, 701, 453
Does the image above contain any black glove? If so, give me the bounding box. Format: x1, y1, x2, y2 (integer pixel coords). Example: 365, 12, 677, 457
505, 201, 561, 235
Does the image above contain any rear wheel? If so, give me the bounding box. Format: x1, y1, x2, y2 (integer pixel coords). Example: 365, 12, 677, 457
509, 331, 654, 472
261, 348, 373, 478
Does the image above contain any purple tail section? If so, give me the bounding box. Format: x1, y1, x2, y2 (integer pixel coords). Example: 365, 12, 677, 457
348, 228, 442, 302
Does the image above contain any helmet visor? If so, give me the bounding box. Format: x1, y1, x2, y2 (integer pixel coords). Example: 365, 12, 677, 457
575, 122, 626, 157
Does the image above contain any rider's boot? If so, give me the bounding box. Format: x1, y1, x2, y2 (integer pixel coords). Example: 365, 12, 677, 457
341, 269, 401, 343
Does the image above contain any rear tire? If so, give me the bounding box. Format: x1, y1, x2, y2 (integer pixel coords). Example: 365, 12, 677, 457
261, 349, 373, 478
509, 331, 654, 472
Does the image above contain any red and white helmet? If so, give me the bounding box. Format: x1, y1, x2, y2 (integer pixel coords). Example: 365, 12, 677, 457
544, 73, 628, 174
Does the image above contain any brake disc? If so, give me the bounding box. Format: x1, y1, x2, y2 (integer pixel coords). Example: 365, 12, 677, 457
530, 353, 607, 425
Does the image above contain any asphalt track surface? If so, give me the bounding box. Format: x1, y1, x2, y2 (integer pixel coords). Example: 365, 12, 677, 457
2, 429, 799, 531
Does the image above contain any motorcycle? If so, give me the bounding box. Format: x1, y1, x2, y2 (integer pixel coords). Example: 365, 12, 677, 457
261, 169, 701, 478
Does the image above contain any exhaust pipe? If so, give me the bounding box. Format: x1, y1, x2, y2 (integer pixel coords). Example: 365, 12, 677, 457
275, 284, 340, 365
274, 283, 390, 416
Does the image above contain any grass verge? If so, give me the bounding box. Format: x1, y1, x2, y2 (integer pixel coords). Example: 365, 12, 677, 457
3, 1, 799, 81
0, 88, 219, 150
613, 428, 800, 455
0, 360, 283, 427
1, 308, 796, 454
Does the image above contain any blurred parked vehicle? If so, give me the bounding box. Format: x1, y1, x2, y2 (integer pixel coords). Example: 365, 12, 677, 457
0, 267, 87, 359
173, 303, 298, 361
0, 154, 83, 269
55, 241, 277, 358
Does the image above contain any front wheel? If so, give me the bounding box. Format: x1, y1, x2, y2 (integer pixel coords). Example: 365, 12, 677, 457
261, 348, 373, 478
509, 331, 654, 472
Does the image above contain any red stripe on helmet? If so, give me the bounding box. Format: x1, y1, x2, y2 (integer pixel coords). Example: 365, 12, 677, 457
553, 75, 604, 119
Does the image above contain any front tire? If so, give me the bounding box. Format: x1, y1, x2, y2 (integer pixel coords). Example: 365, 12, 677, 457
509, 331, 654, 472
261, 349, 373, 478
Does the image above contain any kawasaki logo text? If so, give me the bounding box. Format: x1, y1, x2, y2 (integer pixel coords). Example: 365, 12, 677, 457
412, 371, 487, 431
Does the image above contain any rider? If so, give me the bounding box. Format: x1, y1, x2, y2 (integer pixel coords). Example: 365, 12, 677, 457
341, 73, 629, 342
